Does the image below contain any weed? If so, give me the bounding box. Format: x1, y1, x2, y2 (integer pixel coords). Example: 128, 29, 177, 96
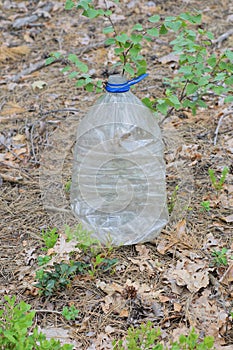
88, 253, 118, 276
65, 179, 71, 193
35, 261, 88, 296
37, 255, 52, 266
62, 305, 79, 321
64, 224, 100, 254
168, 185, 179, 213
200, 201, 210, 212
41, 227, 58, 250
113, 322, 214, 349
0, 295, 73, 349
208, 166, 229, 191
211, 247, 228, 266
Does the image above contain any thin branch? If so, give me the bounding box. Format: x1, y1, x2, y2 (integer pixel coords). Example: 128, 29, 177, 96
35, 309, 62, 315
43, 206, 72, 214
212, 29, 233, 47
10, 41, 105, 83
0, 141, 23, 161
103, 0, 119, 37
214, 111, 233, 145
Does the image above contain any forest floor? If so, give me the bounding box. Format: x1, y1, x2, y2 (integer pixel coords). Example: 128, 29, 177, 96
0, 0, 233, 349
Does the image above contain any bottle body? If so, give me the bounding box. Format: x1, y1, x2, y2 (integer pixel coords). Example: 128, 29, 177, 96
71, 78, 168, 245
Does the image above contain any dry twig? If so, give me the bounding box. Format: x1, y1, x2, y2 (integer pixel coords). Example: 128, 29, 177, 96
214, 110, 233, 145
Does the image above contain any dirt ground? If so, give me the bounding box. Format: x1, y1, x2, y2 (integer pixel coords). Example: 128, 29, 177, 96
0, 0, 233, 349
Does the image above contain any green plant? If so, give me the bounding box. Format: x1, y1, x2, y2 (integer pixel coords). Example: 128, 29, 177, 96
35, 261, 88, 296
113, 322, 214, 350
41, 227, 58, 250
62, 305, 79, 321
88, 253, 118, 276
37, 255, 52, 266
168, 185, 179, 213
211, 247, 228, 266
171, 328, 214, 350
113, 321, 162, 350
0, 295, 73, 350
65, 179, 71, 193
200, 200, 210, 212
46, 2, 233, 118
64, 224, 100, 253
208, 166, 229, 191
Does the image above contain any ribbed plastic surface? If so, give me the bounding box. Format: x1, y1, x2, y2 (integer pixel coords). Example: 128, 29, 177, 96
71, 75, 168, 245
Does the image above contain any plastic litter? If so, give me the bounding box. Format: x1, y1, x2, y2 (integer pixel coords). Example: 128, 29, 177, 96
71, 74, 168, 245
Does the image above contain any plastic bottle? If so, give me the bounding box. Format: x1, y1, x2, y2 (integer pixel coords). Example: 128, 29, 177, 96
71, 74, 168, 245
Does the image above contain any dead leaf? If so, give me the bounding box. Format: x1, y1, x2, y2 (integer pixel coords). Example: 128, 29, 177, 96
47, 235, 81, 265
221, 214, 233, 223
0, 102, 26, 116
174, 302, 182, 312
119, 308, 129, 317
172, 258, 209, 293
191, 289, 228, 343
158, 53, 180, 64
159, 295, 170, 303
32, 80, 47, 91
220, 263, 233, 284
105, 325, 115, 334
0, 173, 23, 183
203, 233, 219, 248
12, 134, 26, 143
0, 45, 30, 62
96, 280, 123, 294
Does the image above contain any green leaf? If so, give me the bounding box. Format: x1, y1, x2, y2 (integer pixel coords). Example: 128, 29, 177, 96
179, 12, 202, 24
146, 28, 159, 37
96, 80, 103, 93
124, 63, 135, 76
142, 97, 154, 110
167, 95, 181, 108
76, 61, 88, 73
82, 8, 103, 18
116, 33, 129, 43
45, 57, 56, 65
186, 83, 198, 96
159, 24, 168, 35
157, 100, 169, 115
130, 33, 143, 44
61, 66, 71, 73
76, 78, 86, 87
129, 46, 141, 58
104, 9, 112, 16
225, 49, 233, 61
68, 71, 78, 79
65, 0, 75, 10
224, 96, 233, 103
132, 23, 143, 31
214, 72, 227, 81
114, 47, 124, 55
207, 55, 217, 67
148, 15, 160, 23
225, 76, 233, 85
85, 83, 94, 92
103, 26, 114, 34
105, 38, 115, 45
206, 31, 214, 40
165, 20, 182, 32
77, 0, 91, 11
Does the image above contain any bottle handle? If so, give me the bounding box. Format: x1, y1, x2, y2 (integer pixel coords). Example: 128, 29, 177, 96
105, 73, 148, 93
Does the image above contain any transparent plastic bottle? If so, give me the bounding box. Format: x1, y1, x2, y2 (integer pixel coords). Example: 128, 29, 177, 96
71, 74, 168, 245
